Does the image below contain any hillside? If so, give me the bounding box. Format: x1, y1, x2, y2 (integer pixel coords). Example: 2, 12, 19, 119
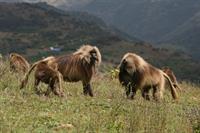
159, 11, 200, 60
59, 0, 200, 60
0, 2, 200, 81
68, 0, 200, 41
1, 1, 200, 60
0, 2, 136, 56
0, 61, 200, 132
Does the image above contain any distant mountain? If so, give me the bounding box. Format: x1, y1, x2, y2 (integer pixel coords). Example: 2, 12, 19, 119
64, 0, 200, 41
0, 2, 199, 81
59, 0, 200, 60
2, 0, 200, 60
0, 2, 139, 55
159, 11, 200, 59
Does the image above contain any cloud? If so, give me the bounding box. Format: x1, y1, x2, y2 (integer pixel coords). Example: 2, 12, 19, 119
18, 0, 66, 6
0, 0, 93, 7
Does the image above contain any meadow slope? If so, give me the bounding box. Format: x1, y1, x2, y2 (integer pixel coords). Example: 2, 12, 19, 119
0, 61, 200, 133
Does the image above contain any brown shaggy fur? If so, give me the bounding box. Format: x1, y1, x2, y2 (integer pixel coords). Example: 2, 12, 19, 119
9, 53, 30, 74
20, 56, 64, 97
21, 45, 101, 97
34, 61, 64, 97
118, 53, 178, 101
54, 45, 101, 97
162, 67, 182, 92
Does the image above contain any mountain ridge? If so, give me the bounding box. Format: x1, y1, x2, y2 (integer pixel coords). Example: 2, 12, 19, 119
57, 0, 200, 60
0, 2, 199, 81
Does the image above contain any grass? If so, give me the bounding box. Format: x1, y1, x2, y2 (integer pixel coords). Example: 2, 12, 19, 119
0, 61, 200, 133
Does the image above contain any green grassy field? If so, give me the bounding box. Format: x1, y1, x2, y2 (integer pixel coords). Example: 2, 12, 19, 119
0, 61, 200, 133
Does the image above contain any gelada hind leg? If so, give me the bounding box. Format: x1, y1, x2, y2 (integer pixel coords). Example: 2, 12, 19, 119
51, 80, 64, 97
142, 86, 151, 101
82, 82, 94, 97
34, 78, 41, 95
153, 86, 164, 102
